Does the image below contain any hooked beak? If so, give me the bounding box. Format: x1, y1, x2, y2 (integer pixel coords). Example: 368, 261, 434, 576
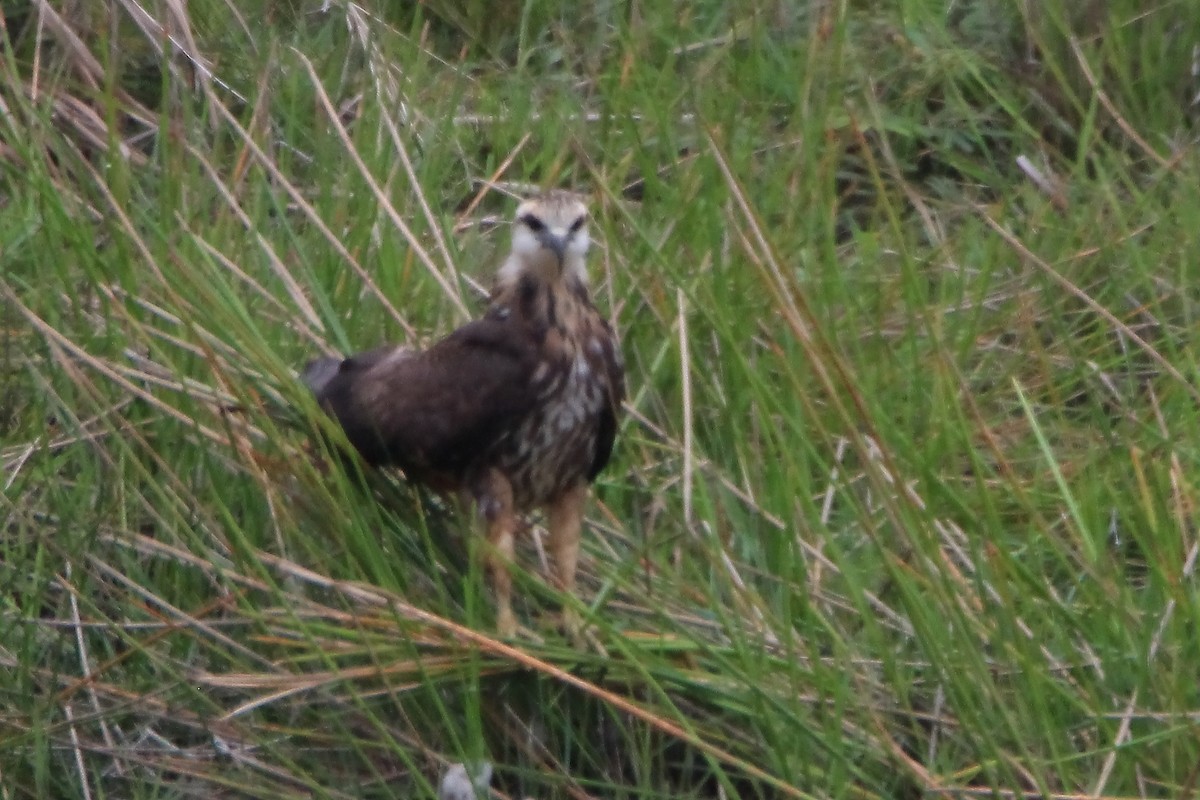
537, 228, 569, 264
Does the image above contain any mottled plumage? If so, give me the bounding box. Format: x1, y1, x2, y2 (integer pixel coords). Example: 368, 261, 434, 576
303, 191, 624, 637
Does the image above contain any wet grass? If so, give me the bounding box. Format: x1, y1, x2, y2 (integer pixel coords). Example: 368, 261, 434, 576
3, 1, 1200, 797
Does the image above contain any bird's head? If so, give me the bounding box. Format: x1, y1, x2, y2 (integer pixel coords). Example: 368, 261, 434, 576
499, 191, 590, 288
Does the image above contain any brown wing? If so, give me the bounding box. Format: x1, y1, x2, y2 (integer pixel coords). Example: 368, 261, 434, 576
302, 343, 399, 398
308, 317, 540, 479
587, 320, 625, 481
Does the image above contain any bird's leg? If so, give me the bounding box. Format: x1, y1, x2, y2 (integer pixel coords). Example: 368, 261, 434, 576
546, 482, 588, 638
475, 469, 518, 637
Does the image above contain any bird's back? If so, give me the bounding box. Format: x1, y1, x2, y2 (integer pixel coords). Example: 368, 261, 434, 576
303, 316, 543, 483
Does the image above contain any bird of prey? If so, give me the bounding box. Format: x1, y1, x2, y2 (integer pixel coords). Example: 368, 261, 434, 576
302, 191, 624, 638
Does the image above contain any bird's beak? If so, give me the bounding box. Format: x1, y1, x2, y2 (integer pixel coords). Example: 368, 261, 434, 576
538, 228, 569, 264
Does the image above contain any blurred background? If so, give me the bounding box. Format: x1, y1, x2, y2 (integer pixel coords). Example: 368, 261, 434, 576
3, 1, 1200, 797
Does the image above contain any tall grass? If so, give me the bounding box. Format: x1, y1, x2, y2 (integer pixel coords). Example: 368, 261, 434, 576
3, 1, 1200, 797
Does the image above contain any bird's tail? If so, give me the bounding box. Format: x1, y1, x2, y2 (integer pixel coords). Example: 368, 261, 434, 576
301, 357, 343, 397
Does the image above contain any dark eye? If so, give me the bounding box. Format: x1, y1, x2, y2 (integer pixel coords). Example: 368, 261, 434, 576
520, 214, 545, 233
568, 216, 586, 234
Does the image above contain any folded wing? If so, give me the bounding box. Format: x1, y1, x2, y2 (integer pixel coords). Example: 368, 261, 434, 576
303, 317, 540, 479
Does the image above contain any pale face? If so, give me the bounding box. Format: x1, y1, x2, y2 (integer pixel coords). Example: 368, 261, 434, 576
510, 193, 590, 279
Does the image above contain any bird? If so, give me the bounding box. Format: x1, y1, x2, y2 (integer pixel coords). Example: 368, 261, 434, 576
302, 190, 625, 638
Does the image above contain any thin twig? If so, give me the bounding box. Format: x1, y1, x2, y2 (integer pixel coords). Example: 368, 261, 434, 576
678, 288, 694, 537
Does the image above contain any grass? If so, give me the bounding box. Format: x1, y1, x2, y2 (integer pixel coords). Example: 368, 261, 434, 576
3, 0, 1200, 797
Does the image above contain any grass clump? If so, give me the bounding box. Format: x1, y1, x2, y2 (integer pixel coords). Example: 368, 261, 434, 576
3, 0, 1200, 797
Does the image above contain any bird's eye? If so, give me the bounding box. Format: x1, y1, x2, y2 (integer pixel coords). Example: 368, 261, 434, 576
568, 216, 586, 234
520, 214, 545, 233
